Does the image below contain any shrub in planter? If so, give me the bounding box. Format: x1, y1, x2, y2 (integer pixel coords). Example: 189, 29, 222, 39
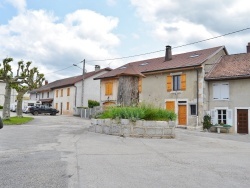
203, 115, 212, 130
0, 105, 3, 109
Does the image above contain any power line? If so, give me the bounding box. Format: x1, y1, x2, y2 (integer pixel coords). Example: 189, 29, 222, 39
45, 27, 250, 75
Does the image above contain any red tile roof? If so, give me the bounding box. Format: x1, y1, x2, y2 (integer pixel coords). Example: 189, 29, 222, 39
95, 46, 225, 80
32, 67, 111, 92
205, 53, 250, 80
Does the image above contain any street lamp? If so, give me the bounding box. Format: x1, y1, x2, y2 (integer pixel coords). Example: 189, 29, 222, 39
73, 59, 85, 107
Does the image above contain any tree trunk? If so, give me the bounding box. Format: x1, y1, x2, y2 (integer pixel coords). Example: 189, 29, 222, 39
16, 92, 25, 117
117, 76, 139, 106
3, 82, 11, 120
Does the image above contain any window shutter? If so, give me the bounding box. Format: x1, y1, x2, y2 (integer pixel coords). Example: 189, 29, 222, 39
227, 109, 233, 125
167, 75, 172, 92
105, 81, 113, 95
211, 109, 218, 125
181, 74, 186, 90
138, 78, 142, 93
166, 101, 175, 112
221, 83, 229, 100
213, 83, 220, 99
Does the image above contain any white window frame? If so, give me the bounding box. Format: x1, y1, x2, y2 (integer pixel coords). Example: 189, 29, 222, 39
210, 107, 232, 125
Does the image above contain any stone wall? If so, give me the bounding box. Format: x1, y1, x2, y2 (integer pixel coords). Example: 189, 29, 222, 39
89, 119, 176, 138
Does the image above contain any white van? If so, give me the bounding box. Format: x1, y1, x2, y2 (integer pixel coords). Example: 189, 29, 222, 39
10, 103, 17, 112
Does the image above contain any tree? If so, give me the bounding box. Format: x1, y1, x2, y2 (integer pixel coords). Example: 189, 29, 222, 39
11, 61, 45, 117
0, 58, 14, 120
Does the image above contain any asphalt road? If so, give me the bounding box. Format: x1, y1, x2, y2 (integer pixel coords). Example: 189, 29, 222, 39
0, 113, 250, 188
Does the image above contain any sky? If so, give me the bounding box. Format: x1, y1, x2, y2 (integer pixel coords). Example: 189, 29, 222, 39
0, 0, 250, 82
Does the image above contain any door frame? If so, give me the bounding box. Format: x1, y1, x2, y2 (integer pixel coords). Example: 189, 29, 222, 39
235, 107, 249, 134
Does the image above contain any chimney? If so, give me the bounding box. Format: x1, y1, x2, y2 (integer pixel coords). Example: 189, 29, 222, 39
45, 80, 48, 85
247, 42, 250, 53
95, 65, 100, 71
165, 45, 172, 61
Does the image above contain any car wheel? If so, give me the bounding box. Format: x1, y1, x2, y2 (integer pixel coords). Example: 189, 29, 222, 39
33, 111, 39, 116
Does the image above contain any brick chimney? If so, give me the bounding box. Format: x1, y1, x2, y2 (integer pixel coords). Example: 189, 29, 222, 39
165, 45, 172, 61
247, 42, 250, 53
95, 65, 100, 71
45, 80, 48, 85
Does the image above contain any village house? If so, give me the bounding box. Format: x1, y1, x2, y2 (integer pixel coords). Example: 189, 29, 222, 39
0, 81, 18, 107
30, 66, 111, 115
205, 43, 250, 134
95, 45, 228, 129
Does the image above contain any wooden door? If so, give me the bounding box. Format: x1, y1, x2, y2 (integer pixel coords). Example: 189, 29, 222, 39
237, 109, 248, 134
178, 105, 187, 125
166, 101, 175, 112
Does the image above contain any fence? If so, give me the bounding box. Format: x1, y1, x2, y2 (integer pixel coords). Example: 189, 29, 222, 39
73, 106, 103, 119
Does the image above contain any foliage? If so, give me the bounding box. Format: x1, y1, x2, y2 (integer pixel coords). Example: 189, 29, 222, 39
88, 100, 100, 108
203, 114, 212, 130
0, 105, 3, 109
3, 116, 34, 125
97, 104, 177, 121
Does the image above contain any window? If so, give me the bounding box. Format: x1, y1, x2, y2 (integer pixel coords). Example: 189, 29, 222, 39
138, 78, 142, 93
105, 81, 113, 95
190, 105, 197, 115
66, 102, 69, 110
67, 88, 70, 96
213, 83, 229, 100
61, 89, 63, 97
47, 92, 49, 98
173, 75, 180, 91
56, 90, 59, 98
218, 109, 227, 124
166, 101, 175, 112
211, 109, 232, 125
167, 74, 186, 92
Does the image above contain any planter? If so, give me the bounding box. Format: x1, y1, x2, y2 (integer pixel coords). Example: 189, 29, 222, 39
89, 118, 176, 139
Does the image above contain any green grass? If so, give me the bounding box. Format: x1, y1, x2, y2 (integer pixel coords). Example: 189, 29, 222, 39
3, 116, 34, 125
97, 104, 177, 121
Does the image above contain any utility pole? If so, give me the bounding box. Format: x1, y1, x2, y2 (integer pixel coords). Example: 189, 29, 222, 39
81, 59, 85, 107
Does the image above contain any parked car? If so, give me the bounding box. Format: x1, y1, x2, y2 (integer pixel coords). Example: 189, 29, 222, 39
29, 105, 59, 116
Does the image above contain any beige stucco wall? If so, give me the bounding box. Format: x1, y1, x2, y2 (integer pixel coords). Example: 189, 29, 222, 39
53, 86, 76, 115
207, 79, 250, 133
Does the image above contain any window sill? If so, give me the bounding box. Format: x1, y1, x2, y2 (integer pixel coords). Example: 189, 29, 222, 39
170, 91, 182, 94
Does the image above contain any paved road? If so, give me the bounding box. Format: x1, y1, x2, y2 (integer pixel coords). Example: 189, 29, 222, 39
0, 113, 250, 188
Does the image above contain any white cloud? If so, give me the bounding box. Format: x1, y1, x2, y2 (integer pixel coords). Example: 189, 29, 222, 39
0, 9, 121, 81
6, 0, 26, 12
130, 0, 250, 54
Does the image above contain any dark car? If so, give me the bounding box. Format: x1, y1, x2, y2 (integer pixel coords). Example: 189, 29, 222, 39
29, 105, 59, 116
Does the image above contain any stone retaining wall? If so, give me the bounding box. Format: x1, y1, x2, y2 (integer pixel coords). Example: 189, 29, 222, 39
89, 119, 176, 138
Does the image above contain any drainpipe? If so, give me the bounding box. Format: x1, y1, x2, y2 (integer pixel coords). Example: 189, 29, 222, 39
196, 67, 199, 127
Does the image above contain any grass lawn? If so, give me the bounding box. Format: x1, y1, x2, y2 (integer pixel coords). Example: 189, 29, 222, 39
3, 116, 34, 125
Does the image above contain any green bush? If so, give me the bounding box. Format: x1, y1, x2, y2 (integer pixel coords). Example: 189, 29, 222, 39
98, 104, 177, 121
0, 105, 3, 109
203, 114, 212, 130
88, 100, 100, 108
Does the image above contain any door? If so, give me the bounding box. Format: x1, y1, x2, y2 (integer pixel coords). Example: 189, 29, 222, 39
178, 105, 187, 125
237, 109, 248, 134
166, 101, 175, 112
60, 102, 63, 115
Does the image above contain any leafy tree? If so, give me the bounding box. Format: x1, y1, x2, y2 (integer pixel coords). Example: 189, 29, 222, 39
11, 61, 45, 117
0, 58, 14, 120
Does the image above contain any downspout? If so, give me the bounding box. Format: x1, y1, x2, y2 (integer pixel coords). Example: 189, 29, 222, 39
196, 68, 199, 127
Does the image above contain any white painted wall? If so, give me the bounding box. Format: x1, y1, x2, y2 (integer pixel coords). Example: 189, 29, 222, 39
0, 82, 18, 106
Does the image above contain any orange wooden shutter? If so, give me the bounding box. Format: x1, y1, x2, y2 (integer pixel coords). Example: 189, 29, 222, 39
138, 78, 142, 93
181, 74, 186, 91
167, 75, 172, 92
105, 81, 113, 95
166, 101, 175, 112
